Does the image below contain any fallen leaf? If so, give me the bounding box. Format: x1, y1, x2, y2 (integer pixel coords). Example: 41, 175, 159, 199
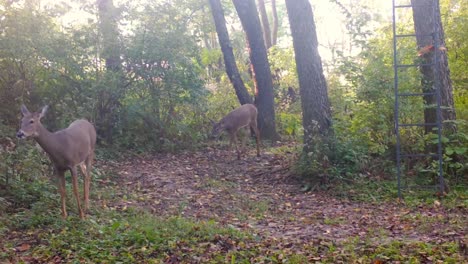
16, 243, 30, 252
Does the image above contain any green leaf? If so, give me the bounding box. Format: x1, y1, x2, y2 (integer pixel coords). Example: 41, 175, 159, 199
454, 147, 466, 155
445, 147, 454, 155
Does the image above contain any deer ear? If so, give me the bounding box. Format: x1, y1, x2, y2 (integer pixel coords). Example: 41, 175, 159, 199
20, 105, 30, 116
39, 105, 49, 119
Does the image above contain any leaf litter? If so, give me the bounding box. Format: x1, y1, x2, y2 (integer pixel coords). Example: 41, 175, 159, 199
107, 147, 466, 258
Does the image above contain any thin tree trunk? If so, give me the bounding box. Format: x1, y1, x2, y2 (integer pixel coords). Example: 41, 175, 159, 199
233, 0, 279, 140
208, 0, 253, 105
257, 0, 272, 49
285, 0, 333, 153
411, 0, 456, 133
271, 0, 278, 46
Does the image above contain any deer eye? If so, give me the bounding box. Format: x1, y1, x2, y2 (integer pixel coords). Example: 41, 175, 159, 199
29, 120, 34, 124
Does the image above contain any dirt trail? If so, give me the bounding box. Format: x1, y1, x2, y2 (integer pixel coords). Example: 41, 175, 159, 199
111, 147, 466, 247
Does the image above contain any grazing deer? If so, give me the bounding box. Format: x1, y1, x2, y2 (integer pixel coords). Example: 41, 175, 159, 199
17, 105, 96, 219
210, 104, 261, 159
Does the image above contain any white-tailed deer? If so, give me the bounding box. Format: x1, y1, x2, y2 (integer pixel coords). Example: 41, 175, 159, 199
17, 105, 96, 219
210, 104, 261, 159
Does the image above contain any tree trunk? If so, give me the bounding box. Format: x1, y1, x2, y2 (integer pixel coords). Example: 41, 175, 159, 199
285, 0, 333, 153
411, 0, 456, 133
97, 0, 122, 143
257, 0, 272, 49
233, 0, 278, 140
208, 0, 253, 105
97, 0, 121, 72
271, 0, 278, 46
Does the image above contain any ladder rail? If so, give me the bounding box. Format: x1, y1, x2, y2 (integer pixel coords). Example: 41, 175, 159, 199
392, 0, 403, 199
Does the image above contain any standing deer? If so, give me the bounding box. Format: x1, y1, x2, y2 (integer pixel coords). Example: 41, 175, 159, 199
210, 104, 261, 159
16, 105, 96, 219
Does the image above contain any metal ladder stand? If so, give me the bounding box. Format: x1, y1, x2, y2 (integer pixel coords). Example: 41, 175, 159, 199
392, 0, 444, 198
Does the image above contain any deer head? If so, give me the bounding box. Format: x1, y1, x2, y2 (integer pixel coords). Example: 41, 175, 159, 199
17, 105, 48, 139
210, 119, 226, 139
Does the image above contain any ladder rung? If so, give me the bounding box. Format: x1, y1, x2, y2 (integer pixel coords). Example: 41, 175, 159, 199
402, 185, 439, 190
395, 33, 432, 38
393, 4, 429, 9
399, 123, 438, 127
396, 63, 434, 68
398, 92, 436, 97
400, 153, 438, 158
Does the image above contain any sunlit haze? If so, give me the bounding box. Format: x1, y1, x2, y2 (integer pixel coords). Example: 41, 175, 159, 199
39, 0, 390, 65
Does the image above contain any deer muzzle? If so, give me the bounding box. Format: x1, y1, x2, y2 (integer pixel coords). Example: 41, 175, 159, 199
16, 130, 26, 139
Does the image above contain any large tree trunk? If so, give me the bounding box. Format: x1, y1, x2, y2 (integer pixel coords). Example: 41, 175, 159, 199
285, 0, 333, 153
257, 0, 272, 49
411, 0, 456, 133
271, 0, 278, 46
233, 0, 278, 140
208, 0, 253, 105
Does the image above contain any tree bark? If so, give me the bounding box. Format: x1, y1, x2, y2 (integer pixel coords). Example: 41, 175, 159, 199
271, 0, 278, 46
411, 0, 456, 133
208, 0, 253, 105
257, 0, 272, 49
233, 0, 278, 140
285, 0, 333, 153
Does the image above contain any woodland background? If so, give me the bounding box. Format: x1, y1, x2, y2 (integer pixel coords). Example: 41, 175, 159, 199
0, 0, 466, 262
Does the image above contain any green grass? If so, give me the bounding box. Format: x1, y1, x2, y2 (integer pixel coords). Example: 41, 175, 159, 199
331, 177, 467, 208
1, 207, 252, 263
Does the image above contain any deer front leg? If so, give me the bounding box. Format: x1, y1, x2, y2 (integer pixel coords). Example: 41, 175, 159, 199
70, 167, 85, 219
230, 132, 241, 160
57, 169, 68, 219
251, 123, 261, 157
240, 127, 248, 156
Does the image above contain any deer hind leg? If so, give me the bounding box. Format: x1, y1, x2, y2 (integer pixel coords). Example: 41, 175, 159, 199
250, 121, 261, 157
79, 164, 89, 213
57, 169, 68, 219
70, 167, 85, 219
81, 152, 93, 213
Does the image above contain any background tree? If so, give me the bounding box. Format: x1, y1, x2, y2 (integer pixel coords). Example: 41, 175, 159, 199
232, 0, 278, 140
285, 0, 333, 153
208, 0, 253, 105
271, 0, 278, 46
411, 0, 456, 133
257, 0, 272, 49
96, 0, 123, 143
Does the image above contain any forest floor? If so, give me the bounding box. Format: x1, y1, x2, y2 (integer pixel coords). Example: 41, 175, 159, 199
102, 146, 467, 262
1, 145, 467, 263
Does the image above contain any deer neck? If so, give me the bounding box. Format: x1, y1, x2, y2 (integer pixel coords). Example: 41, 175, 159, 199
34, 124, 63, 160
